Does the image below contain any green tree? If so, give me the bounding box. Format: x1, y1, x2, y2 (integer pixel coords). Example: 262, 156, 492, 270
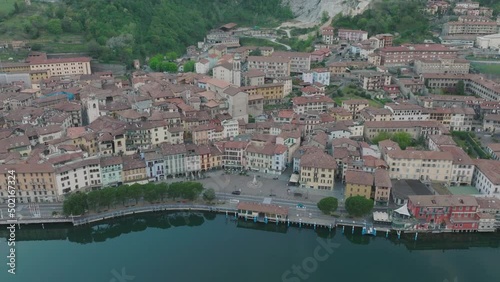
321, 11, 330, 23
371, 132, 392, 144
249, 48, 262, 56
165, 51, 178, 61
86, 190, 100, 211
456, 80, 465, 95
99, 188, 116, 210
317, 197, 338, 215
115, 185, 129, 206
183, 60, 195, 72
127, 184, 143, 204
47, 19, 63, 35
345, 196, 374, 217
391, 132, 413, 150
160, 62, 178, 72
203, 188, 216, 203
156, 183, 169, 202
63, 193, 88, 216
143, 183, 160, 203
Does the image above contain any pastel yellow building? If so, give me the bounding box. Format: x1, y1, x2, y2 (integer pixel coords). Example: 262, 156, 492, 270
345, 170, 373, 199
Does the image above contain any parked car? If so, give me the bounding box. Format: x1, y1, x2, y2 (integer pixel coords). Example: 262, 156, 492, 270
231, 191, 241, 195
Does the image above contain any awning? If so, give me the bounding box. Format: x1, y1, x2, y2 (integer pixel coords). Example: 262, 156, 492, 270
289, 174, 299, 183
394, 203, 411, 217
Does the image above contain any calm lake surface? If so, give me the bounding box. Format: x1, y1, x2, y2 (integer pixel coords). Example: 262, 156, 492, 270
1, 212, 499, 282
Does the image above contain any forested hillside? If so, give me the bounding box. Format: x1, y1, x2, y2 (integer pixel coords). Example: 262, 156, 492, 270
332, 0, 431, 45
0, 0, 293, 63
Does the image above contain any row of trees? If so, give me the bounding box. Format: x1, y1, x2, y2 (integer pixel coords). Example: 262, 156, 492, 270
317, 196, 374, 217
63, 182, 212, 216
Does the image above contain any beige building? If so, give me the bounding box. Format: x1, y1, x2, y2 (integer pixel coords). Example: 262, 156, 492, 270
247, 56, 290, 78
359, 71, 391, 91
122, 155, 148, 184
240, 83, 285, 104
28, 52, 92, 76
363, 120, 446, 139
385, 149, 454, 183
299, 150, 337, 190
414, 58, 470, 74
359, 107, 393, 122
443, 21, 498, 36
292, 95, 335, 114
345, 170, 373, 199
0, 163, 58, 203
272, 51, 311, 73
342, 99, 370, 120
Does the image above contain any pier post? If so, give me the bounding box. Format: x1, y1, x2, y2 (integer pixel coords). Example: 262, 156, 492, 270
352, 226, 354, 234
299, 219, 302, 228
264, 216, 268, 224
397, 230, 401, 239
314, 223, 316, 230
225, 211, 228, 219
342, 226, 345, 234
329, 224, 332, 232
234, 212, 237, 219
245, 215, 247, 221
42, 223, 44, 229
276, 218, 278, 225
287, 219, 290, 227
414, 232, 418, 241
254, 216, 257, 223
386, 230, 389, 238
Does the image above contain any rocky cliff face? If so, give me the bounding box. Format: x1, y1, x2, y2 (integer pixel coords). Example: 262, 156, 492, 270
282, 0, 372, 24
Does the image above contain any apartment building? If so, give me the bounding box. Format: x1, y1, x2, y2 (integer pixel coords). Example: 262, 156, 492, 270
359, 71, 391, 91
161, 144, 187, 177
407, 195, 479, 231
483, 114, 500, 132
299, 150, 337, 190
363, 120, 446, 140
359, 107, 393, 122
212, 60, 242, 87
122, 155, 148, 184
28, 52, 92, 76
342, 99, 369, 120
0, 163, 58, 203
443, 21, 498, 36
272, 51, 311, 73
240, 83, 285, 104
100, 156, 123, 187
385, 149, 453, 183
378, 44, 458, 66
385, 103, 429, 121
414, 58, 470, 74
302, 68, 330, 86
247, 56, 290, 78
217, 141, 249, 170
337, 29, 368, 42
422, 73, 500, 101
345, 170, 373, 199
428, 107, 475, 131
321, 27, 335, 45
438, 145, 474, 185
374, 168, 392, 206
476, 33, 500, 49
473, 159, 500, 197
245, 144, 288, 175
55, 157, 101, 195
292, 95, 335, 114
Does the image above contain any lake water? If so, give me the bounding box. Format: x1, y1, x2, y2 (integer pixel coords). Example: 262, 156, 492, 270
1, 212, 499, 282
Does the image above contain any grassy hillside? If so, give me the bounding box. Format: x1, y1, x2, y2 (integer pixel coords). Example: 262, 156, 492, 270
332, 0, 431, 45
0, 0, 293, 64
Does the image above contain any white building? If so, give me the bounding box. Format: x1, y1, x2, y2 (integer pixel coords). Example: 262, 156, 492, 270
55, 158, 101, 195
476, 33, 500, 50
385, 103, 429, 121
222, 119, 239, 139
473, 159, 500, 198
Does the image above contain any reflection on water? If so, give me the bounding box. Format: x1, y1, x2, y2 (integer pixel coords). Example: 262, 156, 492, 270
1, 212, 499, 251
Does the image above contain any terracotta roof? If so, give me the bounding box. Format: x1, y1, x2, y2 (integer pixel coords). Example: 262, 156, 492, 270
387, 150, 453, 161
474, 159, 500, 185
374, 169, 391, 188
237, 202, 288, 215
345, 170, 373, 186
300, 150, 337, 170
